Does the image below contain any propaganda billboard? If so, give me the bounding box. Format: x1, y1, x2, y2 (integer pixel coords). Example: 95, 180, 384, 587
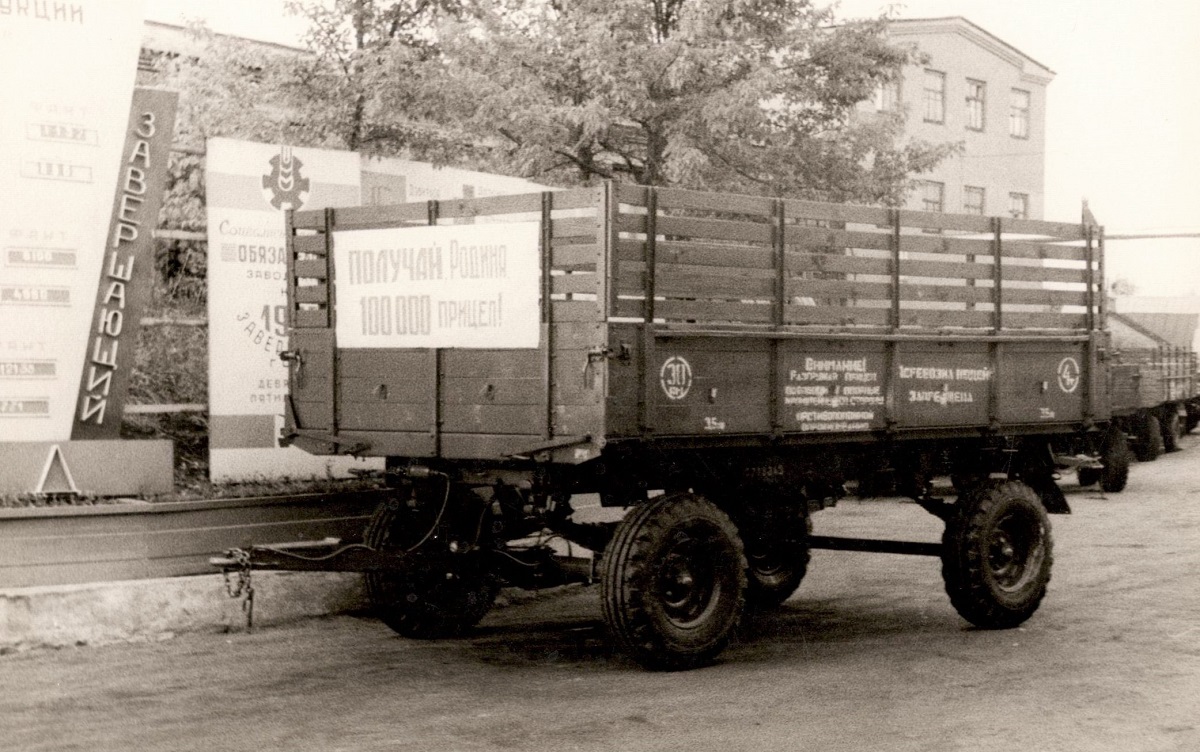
205, 138, 379, 481
0, 0, 145, 443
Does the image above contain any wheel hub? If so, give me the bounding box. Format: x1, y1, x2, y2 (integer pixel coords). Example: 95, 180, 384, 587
656, 533, 720, 628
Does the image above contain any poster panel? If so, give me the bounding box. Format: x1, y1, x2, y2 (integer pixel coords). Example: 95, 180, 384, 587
332, 223, 542, 350
0, 0, 145, 443
360, 156, 548, 206
205, 138, 379, 481
73, 88, 178, 439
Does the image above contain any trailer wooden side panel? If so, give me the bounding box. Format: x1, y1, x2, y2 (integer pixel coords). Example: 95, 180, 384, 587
285, 183, 1113, 462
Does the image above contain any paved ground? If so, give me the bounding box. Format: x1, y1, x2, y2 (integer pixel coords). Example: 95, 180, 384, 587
3, 437, 1199, 752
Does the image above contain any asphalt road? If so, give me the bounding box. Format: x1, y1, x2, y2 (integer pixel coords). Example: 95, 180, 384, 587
3, 438, 1199, 752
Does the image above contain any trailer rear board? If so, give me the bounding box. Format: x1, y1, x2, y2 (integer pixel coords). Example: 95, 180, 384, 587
282, 183, 1107, 462
1109, 347, 1198, 414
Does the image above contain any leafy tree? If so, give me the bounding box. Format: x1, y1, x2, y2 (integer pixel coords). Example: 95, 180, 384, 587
168, 2, 463, 155
416, 0, 956, 203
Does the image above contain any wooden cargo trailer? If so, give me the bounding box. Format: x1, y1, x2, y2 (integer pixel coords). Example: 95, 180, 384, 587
1107, 346, 1198, 461
236, 183, 1128, 670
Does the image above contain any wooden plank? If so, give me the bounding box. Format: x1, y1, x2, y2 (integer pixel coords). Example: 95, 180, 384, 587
552, 300, 602, 322
654, 215, 774, 244
552, 272, 601, 295
898, 308, 992, 328
898, 209, 992, 234
435, 192, 544, 218
616, 182, 648, 205
652, 186, 774, 216
781, 198, 889, 226
788, 280, 1005, 307
1002, 287, 1090, 307
892, 258, 993, 281
294, 284, 329, 305
442, 404, 544, 434
999, 263, 1087, 285
554, 404, 605, 436
787, 226, 894, 251
789, 253, 893, 276
330, 203, 428, 229
784, 304, 891, 327
787, 278, 893, 300
294, 258, 327, 278
896, 234, 991, 256
292, 234, 327, 255
617, 269, 777, 298
292, 210, 326, 230
293, 309, 329, 329
1003, 311, 1089, 329
339, 376, 434, 404
338, 349, 431, 379
1002, 217, 1085, 239
441, 349, 544, 379
548, 187, 605, 211
552, 217, 600, 240
999, 240, 1088, 261
551, 243, 601, 269
899, 284, 997, 306
641, 299, 775, 323
442, 377, 543, 405
617, 239, 775, 270
338, 401, 430, 431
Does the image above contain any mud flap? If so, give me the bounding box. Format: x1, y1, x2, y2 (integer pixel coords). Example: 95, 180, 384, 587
1029, 478, 1071, 514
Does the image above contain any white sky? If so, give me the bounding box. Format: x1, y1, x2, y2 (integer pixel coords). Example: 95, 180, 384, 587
145, 0, 1200, 295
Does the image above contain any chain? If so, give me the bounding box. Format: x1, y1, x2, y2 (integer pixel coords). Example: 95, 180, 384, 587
220, 548, 255, 632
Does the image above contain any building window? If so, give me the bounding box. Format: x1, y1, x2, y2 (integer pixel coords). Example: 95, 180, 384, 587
1010, 89, 1031, 138
1009, 192, 1029, 220
965, 79, 986, 131
921, 181, 945, 213
874, 79, 899, 111
963, 186, 986, 215
923, 70, 945, 123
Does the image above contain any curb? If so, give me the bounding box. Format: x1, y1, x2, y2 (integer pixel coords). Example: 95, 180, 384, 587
0, 574, 589, 653
0, 571, 367, 652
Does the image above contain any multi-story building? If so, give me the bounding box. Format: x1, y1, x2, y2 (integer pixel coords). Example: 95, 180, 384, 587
861, 17, 1055, 219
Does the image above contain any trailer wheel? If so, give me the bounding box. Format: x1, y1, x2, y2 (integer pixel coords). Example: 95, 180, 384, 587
1135, 414, 1165, 462
1161, 408, 1184, 453
601, 492, 747, 671
941, 480, 1052, 629
1100, 430, 1132, 493
743, 516, 813, 609
363, 488, 498, 639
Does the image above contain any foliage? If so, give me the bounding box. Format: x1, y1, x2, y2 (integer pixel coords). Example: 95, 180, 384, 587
164, 3, 462, 156
415, 0, 957, 202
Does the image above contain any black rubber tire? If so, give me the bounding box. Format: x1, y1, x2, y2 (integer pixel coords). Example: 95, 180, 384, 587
743, 517, 812, 609
601, 493, 747, 671
1100, 430, 1132, 493
1076, 467, 1102, 488
363, 488, 498, 639
1135, 414, 1165, 462
1185, 409, 1200, 435
941, 480, 1053, 629
1161, 408, 1184, 453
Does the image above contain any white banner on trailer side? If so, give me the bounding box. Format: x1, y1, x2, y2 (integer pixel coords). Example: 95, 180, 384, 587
0, 1, 144, 443
205, 137, 380, 481
331, 223, 542, 350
